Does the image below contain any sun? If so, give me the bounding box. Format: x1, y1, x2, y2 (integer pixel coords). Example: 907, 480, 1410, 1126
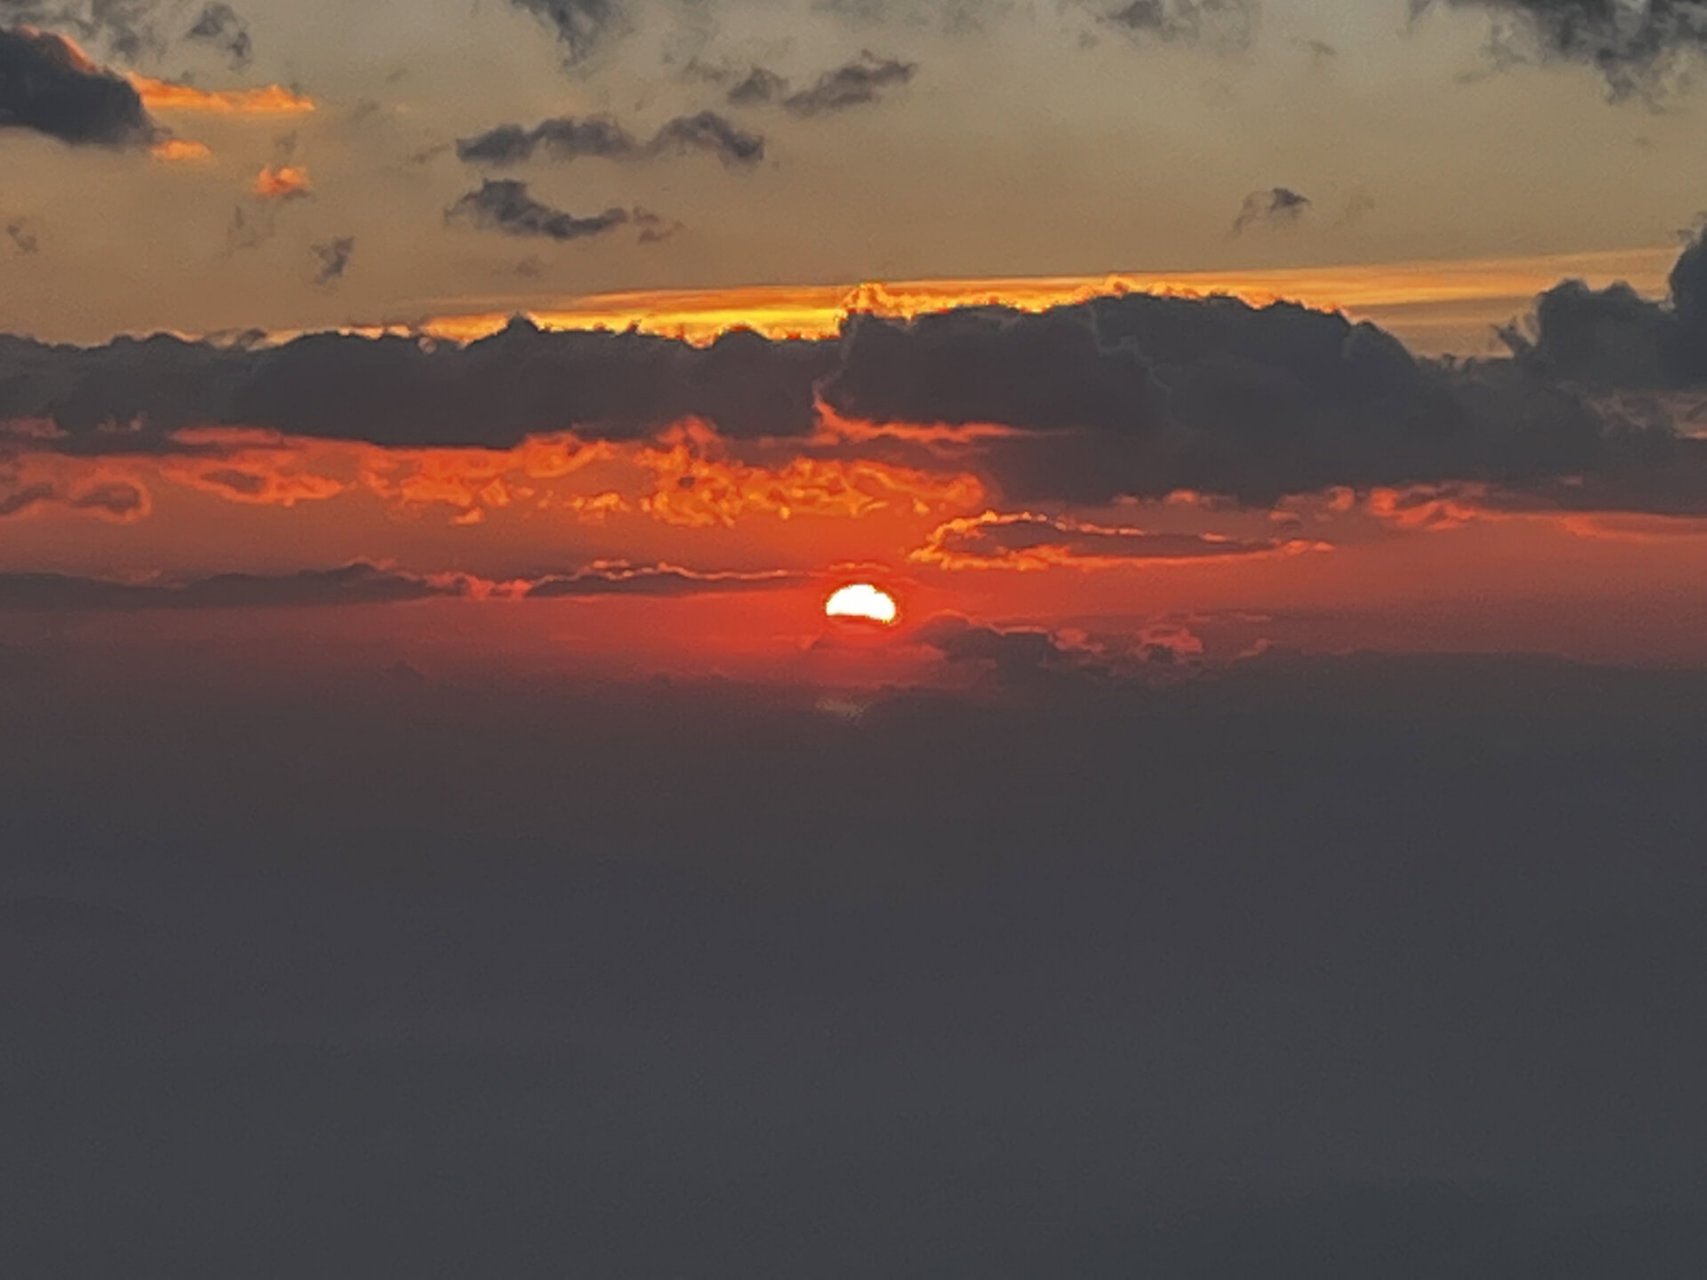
825, 582, 899, 626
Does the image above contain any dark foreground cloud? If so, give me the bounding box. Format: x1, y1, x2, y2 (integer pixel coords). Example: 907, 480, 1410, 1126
1503, 227, 1707, 387
457, 111, 763, 168
1231, 185, 1310, 233
0, 560, 805, 610
1418, 0, 1707, 98
0, 26, 156, 147
446, 180, 631, 242
3, 654, 1706, 1275
7, 239, 1707, 511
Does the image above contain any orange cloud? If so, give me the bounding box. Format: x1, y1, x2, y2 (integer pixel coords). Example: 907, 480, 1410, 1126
151, 137, 213, 163
131, 75, 316, 116
910, 510, 1331, 571
252, 164, 313, 200
636, 423, 984, 527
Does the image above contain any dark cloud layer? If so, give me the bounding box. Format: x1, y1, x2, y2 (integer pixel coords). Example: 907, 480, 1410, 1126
1419, 0, 1707, 98
5, 239, 1707, 511
0, 26, 156, 147
8, 654, 1704, 1275
446, 180, 632, 242
457, 111, 763, 169
0, 560, 806, 610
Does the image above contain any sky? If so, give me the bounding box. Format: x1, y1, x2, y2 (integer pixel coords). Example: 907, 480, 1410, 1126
5, 1, 1707, 1274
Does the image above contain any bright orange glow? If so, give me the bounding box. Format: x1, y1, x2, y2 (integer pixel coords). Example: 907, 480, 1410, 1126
132, 75, 317, 116
826, 583, 899, 625
252, 165, 313, 200
151, 137, 213, 163
399, 247, 1676, 350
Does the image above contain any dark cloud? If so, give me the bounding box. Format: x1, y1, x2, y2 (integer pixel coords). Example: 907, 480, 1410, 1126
507, 0, 624, 64
1417, 0, 1707, 99
446, 180, 631, 242
185, 1, 250, 67
0, 476, 148, 519
3, 252, 1703, 512
0, 26, 157, 147
1501, 226, 1707, 388
1103, 0, 1260, 50
310, 235, 354, 285
457, 110, 763, 169
715, 51, 917, 116
914, 613, 1125, 692
1231, 186, 1311, 234
0, 560, 806, 610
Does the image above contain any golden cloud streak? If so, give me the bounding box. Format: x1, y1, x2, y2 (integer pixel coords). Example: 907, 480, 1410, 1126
399, 247, 1677, 350
131, 75, 316, 116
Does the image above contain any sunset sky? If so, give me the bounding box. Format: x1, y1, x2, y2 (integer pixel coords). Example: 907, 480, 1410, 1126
7, 2, 1707, 1274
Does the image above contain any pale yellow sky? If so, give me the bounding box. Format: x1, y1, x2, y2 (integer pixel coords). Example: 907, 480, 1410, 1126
2, 0, 1703, 345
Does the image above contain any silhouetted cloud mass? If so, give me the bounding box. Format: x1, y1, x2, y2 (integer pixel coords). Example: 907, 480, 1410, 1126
0, 26, 157, 147
9, 238, 1707, 511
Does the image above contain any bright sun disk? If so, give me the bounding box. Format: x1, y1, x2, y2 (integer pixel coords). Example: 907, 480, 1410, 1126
825, 583, 899, 625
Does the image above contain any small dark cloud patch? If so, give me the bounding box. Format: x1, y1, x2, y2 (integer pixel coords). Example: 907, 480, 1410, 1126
186, 1, 251, 67
0, 26, 158, 148
507, 0, 624, 64
457, 111, 763, 169
1417, 0, 1707, 99
1231, 186, 1311, 234
310, 235, 354, 285
709, 52, 917, 116
446, 180, 631, 243
632, 207, 682, 244
0, 477, 148, 520
4, 219, 38, 255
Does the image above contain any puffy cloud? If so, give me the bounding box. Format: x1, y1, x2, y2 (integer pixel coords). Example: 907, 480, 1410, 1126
909, 509, 1329, 570
252, 163, 312, 200
446, 180, 632, 242
0, 26, 156, 147
457, 111, 763, 168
